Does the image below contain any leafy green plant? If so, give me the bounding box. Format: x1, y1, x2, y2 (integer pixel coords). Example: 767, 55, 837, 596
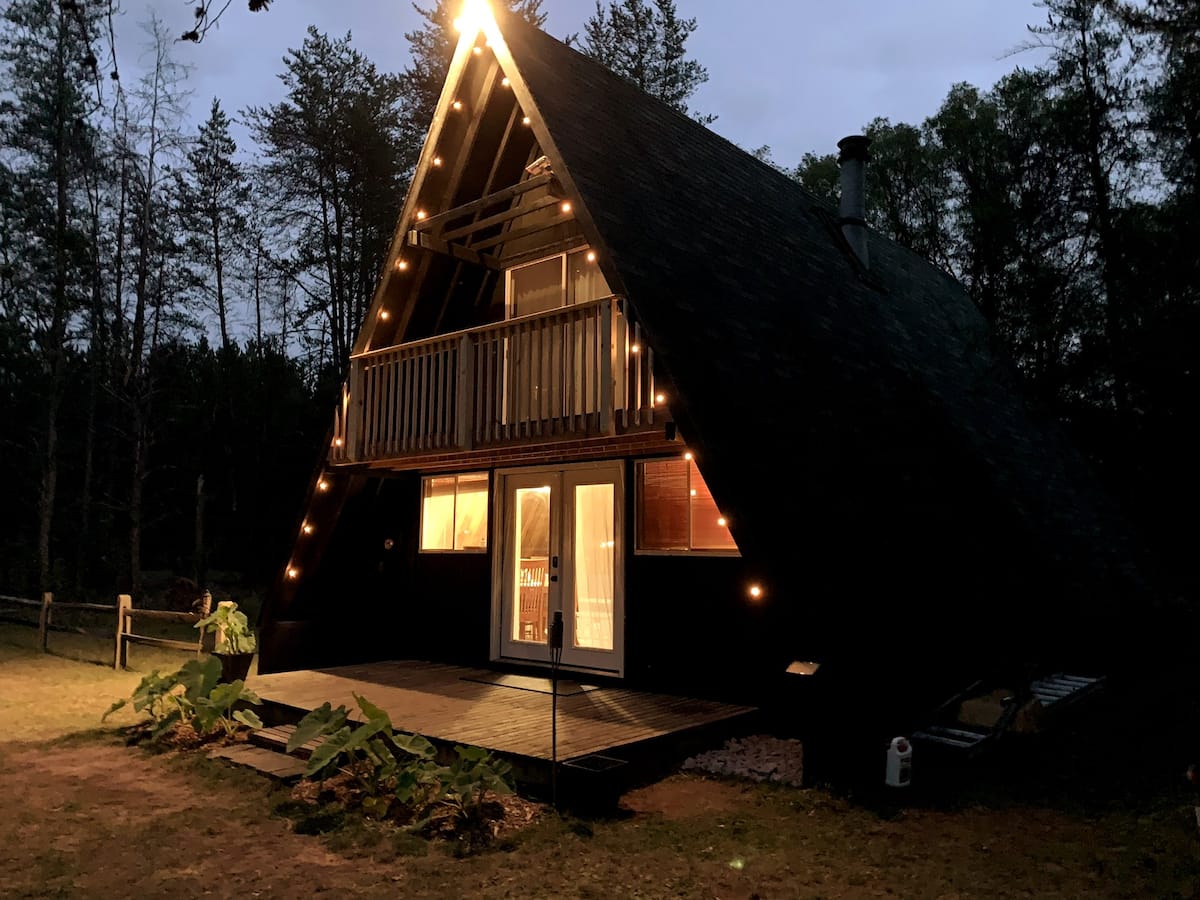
195, 601, 257, 654
103, 655, 262, 740
286, 694, 514, 828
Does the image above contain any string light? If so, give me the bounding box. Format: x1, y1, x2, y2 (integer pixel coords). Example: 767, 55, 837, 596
287, 567, 299, 580
749, 584, 763, 600
501, 77, 511, 87
333, 437, 344, 447
396, 259, 409, 271
473, 45, 483, 55
416, 210, 427, 220
631, 343, 641, 354
683, 451, 693, 461
452, 100, 464, 111
717, 516, 728, 527
379, 310, 391, 321
522, 115, 531, 125
690, 488, 697, 496
317, 479, 330, 492
655, 393, 666, 405
561, 201, 572, 213
302, 524, 314, 535
432, 156, 443, 167
586, 251, 596, 262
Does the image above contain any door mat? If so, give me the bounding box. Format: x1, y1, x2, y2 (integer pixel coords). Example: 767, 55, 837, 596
462, 672, 599, 696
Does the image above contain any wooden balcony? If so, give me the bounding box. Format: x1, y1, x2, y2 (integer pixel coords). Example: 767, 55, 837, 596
330, 296, 661, 465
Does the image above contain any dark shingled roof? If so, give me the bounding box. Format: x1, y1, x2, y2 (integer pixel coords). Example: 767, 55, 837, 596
498, 16, 1139, 672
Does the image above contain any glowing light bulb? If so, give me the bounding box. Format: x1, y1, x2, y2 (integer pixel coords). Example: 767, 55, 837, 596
416, 210, 427, 220
749, 584, 762, 599
522, 115, 531, 125
586, 251, 596, 262
302, 524, 314, 535
287, 567, 299, 580
473, 45, 483, 55
379, 310, 391, 321
631, 343, 641, 354
452, 100, 463, 111
453, 0, 491, 34
683, 451, 693, 461
690, 489, 697, 496
432, 156, 443, 167
561, 201, 572, 213
655, 393, 666, 405
318, 480, 330, 492
717, 517, 727, 527
333, 437, 344, 447
501, 77, 511, 87
396, 259, 409, 271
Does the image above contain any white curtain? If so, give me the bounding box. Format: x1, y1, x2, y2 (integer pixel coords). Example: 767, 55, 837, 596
573, 483, 614, 650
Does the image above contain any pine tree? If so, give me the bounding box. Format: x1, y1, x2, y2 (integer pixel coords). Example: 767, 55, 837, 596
0, 0, 102, 590
245, 28, 410, 370
177, 98, 249, 351
580, 0, 712, 122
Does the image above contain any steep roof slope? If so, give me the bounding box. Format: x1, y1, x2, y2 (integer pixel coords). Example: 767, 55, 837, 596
499, 15, 1137, 666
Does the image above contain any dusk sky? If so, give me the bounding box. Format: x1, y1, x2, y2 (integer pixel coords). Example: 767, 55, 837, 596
118, 0, 1052, 165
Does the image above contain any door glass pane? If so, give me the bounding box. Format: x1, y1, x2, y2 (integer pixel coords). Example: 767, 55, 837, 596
573, 483, 614, 651
512, 485, 551, 643
510, 257, 563, 317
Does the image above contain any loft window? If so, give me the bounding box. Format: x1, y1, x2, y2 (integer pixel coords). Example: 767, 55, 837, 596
506, 248, 610, 318
420, 473, 489, 552
636, 458, 739, 554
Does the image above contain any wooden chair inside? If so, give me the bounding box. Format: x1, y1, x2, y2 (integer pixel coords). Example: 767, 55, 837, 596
518, 558, 548, 642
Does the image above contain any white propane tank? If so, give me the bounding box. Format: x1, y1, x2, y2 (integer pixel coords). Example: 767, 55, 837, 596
885, 736, 912, 787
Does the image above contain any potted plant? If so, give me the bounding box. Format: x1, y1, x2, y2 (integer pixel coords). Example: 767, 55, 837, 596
195, 601, 257, 683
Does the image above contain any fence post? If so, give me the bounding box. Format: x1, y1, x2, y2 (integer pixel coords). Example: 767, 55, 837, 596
197, 591, 214, 655
599, 298, 615, 435
114, 594, 132, 670
37, 592, 52, 653
345, 358, 364, 462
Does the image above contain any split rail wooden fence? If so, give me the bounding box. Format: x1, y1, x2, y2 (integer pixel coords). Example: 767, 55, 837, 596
0, 591, 214, 668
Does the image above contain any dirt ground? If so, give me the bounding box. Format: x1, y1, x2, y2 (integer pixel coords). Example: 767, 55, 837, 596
1, 625, 1199, 898
0, 736, 1196, 899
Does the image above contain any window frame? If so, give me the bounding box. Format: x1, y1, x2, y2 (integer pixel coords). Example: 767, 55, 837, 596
503, 247, 608, 320
633, 456, 740, 557
419, 471, 491, 554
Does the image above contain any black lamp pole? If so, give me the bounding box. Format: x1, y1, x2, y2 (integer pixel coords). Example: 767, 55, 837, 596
550, 609, 563, 809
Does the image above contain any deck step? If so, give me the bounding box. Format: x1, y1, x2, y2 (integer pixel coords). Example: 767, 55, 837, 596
249, 723, 326, 760
209, 743, 308, 781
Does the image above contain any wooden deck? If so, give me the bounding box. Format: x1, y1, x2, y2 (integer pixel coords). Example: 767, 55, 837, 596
249, 660, 755, 763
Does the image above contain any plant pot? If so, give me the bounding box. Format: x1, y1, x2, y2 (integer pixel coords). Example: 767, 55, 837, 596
214, 651, 254, 683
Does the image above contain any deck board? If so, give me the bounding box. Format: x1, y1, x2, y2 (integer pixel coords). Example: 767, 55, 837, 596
249, 660, 755, 762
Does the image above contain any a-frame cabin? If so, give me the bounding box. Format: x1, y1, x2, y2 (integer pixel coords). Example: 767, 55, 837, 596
259, 6, 1136, 722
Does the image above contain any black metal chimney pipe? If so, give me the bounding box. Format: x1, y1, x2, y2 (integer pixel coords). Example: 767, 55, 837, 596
837, 135, 872, 268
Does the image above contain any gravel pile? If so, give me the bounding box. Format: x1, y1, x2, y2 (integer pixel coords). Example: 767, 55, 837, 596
682, 735, 804, 787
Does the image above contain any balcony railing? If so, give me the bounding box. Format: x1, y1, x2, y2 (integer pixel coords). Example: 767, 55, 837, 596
330, 296, 659, 464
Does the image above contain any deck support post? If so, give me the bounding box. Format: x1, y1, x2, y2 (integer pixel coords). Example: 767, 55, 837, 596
455, 334, 475, 450
114, 594, 132, 670
345, 358, 365, 462
599, 299, 615, 435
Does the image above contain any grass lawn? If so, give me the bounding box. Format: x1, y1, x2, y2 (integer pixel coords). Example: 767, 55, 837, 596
1, 621, 1198, 897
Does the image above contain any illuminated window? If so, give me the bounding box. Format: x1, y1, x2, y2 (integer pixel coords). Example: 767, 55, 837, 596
420, 473, 489, 552
636, 458, 738, 553
506, 248, 610, 318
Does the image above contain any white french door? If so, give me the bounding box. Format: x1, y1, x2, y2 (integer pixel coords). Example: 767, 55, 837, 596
495, 462, 624, 674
